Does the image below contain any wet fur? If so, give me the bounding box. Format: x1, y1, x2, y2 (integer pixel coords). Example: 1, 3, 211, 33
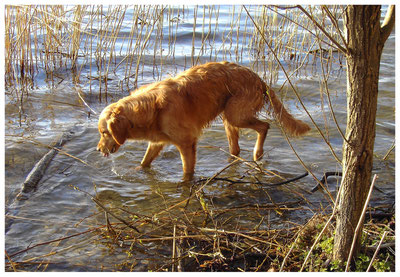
97, 61, 310, 180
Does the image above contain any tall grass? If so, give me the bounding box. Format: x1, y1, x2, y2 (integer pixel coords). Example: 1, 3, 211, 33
5, 5, 343, 101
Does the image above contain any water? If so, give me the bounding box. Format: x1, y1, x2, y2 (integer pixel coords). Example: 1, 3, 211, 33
4, 6, 395, 271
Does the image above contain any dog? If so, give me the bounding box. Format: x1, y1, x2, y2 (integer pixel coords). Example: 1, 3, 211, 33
96, 61, 310, 180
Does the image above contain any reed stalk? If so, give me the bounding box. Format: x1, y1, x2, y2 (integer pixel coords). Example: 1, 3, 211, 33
5, 5, 342, 96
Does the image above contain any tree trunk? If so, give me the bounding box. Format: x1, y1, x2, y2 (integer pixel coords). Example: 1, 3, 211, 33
333, 5, 395, 265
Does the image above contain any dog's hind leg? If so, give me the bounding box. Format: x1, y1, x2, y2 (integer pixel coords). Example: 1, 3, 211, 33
223, 103, 269, 161
251, 120, 270, 161
238, 119, 270, 161
223, 85, 268, 161
141, 142, 165, 167
223, 118, 240, 157
225, 116, 269, 161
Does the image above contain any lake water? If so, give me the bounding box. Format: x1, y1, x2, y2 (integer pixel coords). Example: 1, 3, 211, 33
4, 5, 395, 271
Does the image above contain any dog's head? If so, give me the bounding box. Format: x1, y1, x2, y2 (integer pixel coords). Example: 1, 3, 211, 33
96, 103, 131, 157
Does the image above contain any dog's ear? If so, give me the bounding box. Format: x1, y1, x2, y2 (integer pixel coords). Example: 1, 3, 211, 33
107, 106, 131, 145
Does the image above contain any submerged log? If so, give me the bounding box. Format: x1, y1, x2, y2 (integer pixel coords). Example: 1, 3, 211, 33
16, 130, 74, 200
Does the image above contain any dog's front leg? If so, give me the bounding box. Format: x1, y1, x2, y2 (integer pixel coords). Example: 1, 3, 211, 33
141, 142, 165, 167
176, 141, 197, 181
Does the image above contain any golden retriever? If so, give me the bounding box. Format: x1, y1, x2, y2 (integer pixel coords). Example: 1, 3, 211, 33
97, 61, 310, 180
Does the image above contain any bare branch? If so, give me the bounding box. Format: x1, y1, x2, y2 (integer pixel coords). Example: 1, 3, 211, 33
267, 6, 340, 51
321, 5, 349, 50
297, 5, 348, 54
315, 38, 349, 145
380, 5, 395, 45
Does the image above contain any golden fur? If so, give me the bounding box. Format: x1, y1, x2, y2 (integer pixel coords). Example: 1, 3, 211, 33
97, 61, 310, 180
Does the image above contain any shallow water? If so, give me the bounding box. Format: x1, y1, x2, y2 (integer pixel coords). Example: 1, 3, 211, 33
4, 6, 395, 271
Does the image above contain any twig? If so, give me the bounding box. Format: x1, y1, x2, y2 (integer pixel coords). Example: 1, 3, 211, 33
300, 166, 349, 271
316, 35, 349, 145
105, 211, 117, 238
345, 174, 378, 272
172, 224, 177, 272
321, 6, 349, 50
382, 140, 395, 161
366, 231, 388, 272
5, 250, 18, 272
199, 227, 280, 247
296, 6, 347, 54
267, 6, 339, 51
76, 87, 98, 115
214, 200, 303, 213
196, 172, 308, 187
8, 227, 100, 258
365, 242, 395, 252
125, 234, 207, 243
279, 231, 300, 271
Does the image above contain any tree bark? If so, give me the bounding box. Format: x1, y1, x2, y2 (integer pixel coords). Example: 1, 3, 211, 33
333, 5, 395, 265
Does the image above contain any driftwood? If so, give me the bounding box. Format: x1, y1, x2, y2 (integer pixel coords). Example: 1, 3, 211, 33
16, 130, 75, 200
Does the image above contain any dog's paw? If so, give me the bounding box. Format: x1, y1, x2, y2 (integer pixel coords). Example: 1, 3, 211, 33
134, 165, 146, 172
253, 150, 264, 161
182, 172, 194, 182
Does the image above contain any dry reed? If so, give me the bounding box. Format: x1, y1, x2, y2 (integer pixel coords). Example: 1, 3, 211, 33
5, 5, 343, 98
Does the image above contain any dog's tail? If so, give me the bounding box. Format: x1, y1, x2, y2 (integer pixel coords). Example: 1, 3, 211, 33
266, 88, 311, 136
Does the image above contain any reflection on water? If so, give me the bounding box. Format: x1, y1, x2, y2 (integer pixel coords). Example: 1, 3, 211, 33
5, 6, 395, 271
